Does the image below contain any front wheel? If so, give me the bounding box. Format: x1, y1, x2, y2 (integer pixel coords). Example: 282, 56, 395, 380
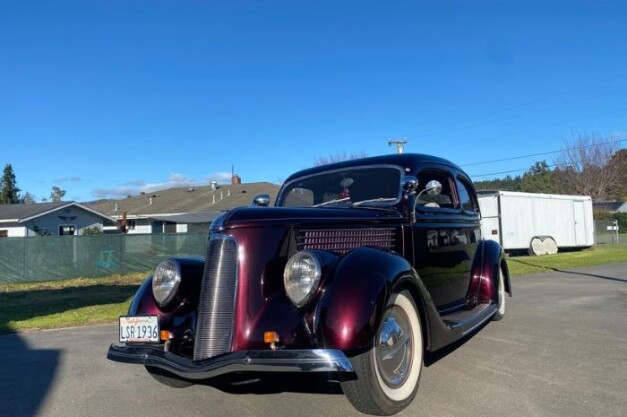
341, 291, 423, 416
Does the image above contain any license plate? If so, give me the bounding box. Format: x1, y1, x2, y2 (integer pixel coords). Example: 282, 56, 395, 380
119, 316, 159, 343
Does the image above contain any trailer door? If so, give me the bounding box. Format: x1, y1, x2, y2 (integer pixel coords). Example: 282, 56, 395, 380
477, 193, 501, 245
573, 201, 587, 246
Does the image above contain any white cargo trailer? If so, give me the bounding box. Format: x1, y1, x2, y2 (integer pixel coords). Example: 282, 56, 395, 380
477, 190, 595, 255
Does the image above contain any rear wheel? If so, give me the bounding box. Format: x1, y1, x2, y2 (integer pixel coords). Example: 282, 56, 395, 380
542, 237, 558, 255
341, 291, 423, 415
145, 366, 193, 388
493, 268, 506, 321
529, 237, 546, 256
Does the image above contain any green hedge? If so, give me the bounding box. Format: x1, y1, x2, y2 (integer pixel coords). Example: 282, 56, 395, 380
595, 212, 627, 230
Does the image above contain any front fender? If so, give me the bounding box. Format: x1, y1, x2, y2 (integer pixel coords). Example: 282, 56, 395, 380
127, 257, 205, 331
128, 275, 157, 316
314, 247, 415, 353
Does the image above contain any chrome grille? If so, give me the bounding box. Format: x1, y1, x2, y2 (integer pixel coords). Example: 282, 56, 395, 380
193, 234, 238, 361
297, 228, 396, 254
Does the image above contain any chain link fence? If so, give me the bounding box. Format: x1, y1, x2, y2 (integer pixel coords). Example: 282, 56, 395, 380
0, 234, 208, 284
594, 220, 623, 244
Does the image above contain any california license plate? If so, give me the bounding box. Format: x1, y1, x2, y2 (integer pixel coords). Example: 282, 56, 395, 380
119, 316, 159, 343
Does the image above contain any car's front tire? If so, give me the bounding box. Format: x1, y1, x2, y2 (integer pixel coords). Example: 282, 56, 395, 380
145, 366, 193, 388
341, 291, 423, 415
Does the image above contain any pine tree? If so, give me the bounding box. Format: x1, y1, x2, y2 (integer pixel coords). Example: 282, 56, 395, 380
0, 164, 21, 204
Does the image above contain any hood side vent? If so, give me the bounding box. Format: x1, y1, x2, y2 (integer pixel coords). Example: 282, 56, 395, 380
297, 227, 395, 254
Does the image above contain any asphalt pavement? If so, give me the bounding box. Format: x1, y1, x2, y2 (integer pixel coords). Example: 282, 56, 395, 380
1, 262, 626, 417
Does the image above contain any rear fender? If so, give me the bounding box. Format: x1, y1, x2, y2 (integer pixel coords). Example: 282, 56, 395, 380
467, 240, 511, 305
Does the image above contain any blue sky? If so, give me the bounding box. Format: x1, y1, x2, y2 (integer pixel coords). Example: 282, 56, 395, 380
1, 0, 626, 202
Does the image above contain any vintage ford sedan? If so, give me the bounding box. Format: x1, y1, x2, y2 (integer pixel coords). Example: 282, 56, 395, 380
108, 153, 511, 415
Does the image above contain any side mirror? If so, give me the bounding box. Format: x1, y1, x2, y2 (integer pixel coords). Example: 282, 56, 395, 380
424, 180, 442, 196
252, 194, 270, 207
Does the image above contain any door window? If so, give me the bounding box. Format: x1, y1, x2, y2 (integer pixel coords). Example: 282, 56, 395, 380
415, 170, 456, 209
455, 178, 478, 213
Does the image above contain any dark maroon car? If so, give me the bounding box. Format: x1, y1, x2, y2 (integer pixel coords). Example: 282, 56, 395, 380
108, 153, 511, 415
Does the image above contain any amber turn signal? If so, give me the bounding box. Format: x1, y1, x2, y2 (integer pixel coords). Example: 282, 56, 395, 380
264, 331, 279, 344
160, 330, 173, 341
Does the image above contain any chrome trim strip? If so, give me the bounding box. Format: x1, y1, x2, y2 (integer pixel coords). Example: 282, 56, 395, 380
108, 344, 354, 379
194, 233, 239, 361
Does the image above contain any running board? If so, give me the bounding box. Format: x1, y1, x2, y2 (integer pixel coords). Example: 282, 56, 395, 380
441, 303, 497, 336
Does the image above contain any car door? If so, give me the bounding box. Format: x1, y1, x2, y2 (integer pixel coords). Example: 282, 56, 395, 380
411, 167, 478, 313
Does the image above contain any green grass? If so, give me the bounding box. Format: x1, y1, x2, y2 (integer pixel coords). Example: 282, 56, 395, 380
1, 243, 625, 335
0, 273, 147, 334
506, 243, 627, 276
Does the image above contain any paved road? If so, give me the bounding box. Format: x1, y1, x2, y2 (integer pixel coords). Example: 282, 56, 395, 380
1, 263, 626, 417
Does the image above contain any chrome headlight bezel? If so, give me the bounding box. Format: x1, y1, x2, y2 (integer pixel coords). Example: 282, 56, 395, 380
283, 250, 322, 308
152, 259, 182, 308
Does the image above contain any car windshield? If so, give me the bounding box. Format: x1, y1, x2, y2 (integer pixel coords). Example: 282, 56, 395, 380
278, 166, 402, 208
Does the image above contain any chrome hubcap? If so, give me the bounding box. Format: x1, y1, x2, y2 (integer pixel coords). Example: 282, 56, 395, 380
375, 307, 412, 388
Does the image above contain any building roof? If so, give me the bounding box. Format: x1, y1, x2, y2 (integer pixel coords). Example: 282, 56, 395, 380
593, 201, 627, 213
87, 182, 281, 219
0, 202, 115, 223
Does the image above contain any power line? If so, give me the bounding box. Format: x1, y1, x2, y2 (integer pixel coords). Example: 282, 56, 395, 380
411, 72, 627, 139
434, 105, 627, 156
470, 165, 555, 179
462, 138, 626, 168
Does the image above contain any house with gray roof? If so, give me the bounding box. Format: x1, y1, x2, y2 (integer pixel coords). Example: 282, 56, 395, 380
593, 201, 627, 213
0, 202, 116, 237
87, 181, 280, 234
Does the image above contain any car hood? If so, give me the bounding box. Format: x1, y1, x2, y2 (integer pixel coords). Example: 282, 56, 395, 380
220, 206, 403, 229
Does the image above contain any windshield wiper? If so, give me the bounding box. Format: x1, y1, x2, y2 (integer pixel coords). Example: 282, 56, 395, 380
313, 197, 351, 207
352, 197, 397, 207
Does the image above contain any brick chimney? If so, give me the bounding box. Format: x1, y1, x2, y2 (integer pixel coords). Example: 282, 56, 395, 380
231, 174, 241, 185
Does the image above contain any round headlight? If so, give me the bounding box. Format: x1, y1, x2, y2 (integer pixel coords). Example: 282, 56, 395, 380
152, 259, 182, 307
283, 250, 321, 307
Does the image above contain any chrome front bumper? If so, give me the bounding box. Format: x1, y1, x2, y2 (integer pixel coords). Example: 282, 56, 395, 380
107, 343, 354, 380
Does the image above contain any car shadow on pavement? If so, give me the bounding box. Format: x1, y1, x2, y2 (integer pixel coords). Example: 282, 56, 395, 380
202, 327, 487, 396
509, 259, 627, 283
0, 333, 60, 417
0, 283, 137, 416
424, 321, 488, 367
202, 372, 345, 395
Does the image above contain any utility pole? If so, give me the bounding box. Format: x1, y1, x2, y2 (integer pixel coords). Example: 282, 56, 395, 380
388, 139, 407, 154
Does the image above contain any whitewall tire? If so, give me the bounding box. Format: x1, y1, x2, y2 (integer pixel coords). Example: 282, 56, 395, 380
341, 291, 423, 415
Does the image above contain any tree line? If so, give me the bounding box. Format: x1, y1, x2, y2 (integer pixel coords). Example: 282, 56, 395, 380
0, 164, 66, 204
474, 134, 626, 201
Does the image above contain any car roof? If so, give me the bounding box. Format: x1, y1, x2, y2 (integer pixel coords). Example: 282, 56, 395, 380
284, 153, 463, 183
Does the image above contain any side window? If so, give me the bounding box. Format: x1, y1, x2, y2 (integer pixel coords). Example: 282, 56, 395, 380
456, 178, 478, 213
415, 170, 457, 210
